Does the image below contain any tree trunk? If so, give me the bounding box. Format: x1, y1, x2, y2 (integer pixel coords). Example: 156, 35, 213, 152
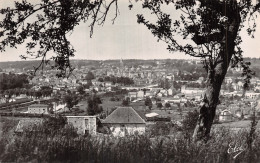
192, 69, 225, 141
192, 10, 241, 141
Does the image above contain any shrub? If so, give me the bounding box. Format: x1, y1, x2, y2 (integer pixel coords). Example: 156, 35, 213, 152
182, 110, 199, 132
2, 116, 260, 163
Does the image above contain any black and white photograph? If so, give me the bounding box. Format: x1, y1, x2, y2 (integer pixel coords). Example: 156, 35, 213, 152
0, 0, 260, 162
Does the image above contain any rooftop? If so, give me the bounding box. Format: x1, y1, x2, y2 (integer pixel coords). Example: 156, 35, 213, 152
29, 104, 49, 107
102, 107, 146, 124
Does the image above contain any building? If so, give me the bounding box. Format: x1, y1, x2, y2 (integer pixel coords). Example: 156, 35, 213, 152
102, 107, 146, 137
128, 91, 137, 100
245, 91, 260, 99
28, 104, 49, 114
219, 109, 233, 122
66, 116, 97, 135
181, 85, 204, 95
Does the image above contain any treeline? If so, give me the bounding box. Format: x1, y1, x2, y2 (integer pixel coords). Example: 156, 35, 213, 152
1, 86, 53, 99
175, 70, 207, 81
0, 73, 29, 91
0, 61, 43, 70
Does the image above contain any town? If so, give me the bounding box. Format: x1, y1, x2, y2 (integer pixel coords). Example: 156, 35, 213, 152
1, 58, 260, 137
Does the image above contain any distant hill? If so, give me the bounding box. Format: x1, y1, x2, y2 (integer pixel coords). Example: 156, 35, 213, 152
0, 60, 43, 71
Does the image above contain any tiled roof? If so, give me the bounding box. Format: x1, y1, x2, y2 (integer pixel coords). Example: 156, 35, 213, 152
102, 107, 145, 124
29, 104, 48, 107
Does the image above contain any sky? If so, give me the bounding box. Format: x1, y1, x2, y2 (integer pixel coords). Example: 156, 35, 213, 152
0, 0, 260, 62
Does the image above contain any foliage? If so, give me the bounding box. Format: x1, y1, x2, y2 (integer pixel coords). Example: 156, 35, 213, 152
3, 120, 260, 163
136, 0, 260, 140
0, 0, 120, 77
87, 95, 102, 115
40, 115, 68, 134
157, 102, 163, 109
104, 75, 134, 85
122, 97, 130, 106
83, 80, 93, 89
63, 93, 79, 110
148, 122, 173, 137
159, 79, 171, 89
98, 77, 104, 82
165, 102, 171, 108
0, 73, 29, 91
77, 85, 85, 95
85, 71, 95, 81
144, 97, 152, 109
182, 110, 199, 132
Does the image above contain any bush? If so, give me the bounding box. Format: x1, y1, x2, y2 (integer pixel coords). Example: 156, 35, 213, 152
182, 110, 199, 132
2, 116, 260, 163
147, 122, 174, 137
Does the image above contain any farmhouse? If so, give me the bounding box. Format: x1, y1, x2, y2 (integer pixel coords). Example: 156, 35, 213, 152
28, 104, 49, 114
102, 107, 146, 137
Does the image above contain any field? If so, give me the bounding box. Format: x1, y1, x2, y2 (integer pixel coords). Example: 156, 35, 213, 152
100, 99, 122, 114
0, 117, 21, 140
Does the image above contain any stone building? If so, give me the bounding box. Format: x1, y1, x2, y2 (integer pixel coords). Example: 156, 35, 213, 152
66, 116, 96, 135
28, 104, 49, 114
102, 107, 146, 137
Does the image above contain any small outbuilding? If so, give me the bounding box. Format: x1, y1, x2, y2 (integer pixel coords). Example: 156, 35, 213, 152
219, 109, 233, 122
66, 116, 97, 135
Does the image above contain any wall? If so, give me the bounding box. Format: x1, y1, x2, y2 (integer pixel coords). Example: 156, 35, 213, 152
66, 116, 96, 135
106, 124, 145, 137
28, 106, 48, 114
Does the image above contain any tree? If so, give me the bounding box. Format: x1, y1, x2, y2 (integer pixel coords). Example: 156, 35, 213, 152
0, 0, 119, 77
159, 79, 171, 89
85, 71, 95, 81
83, 80, 93, 89
149, 121, 173, 137
165, 102, 171, 109
87, 95, 102, 115
144, 97, 153, 110
98, 78, 104, 82
64, 93, 79, 111
157, 102, 163, 109
137, 1, 259, 141
182, 110, 199, 133
77, 85, 85, 95
122, 97, 130, 106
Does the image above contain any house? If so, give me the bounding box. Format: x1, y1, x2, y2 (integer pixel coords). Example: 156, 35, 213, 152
66, 116, 96, 135
224, 77, 233, 84
104, 82, 113, 87
128, 91, 137, 100
28, 104, 49, 114
235, 109, 243, 118
137, 90, 144, 98
157, 92, 163, 97
102, 107, 146, 137
197, 77, 204, 83
219, 109, 233, 122
181, 85, 204, 95
144, 90, 153, 97
245, 91, 260, 99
